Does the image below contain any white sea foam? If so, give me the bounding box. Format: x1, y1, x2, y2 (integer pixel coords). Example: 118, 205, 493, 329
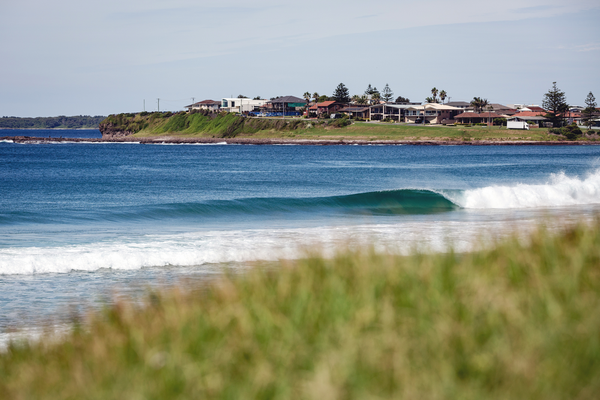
0, 217, 575, 276
447, 169, 600, 209
0, 139, 14, 143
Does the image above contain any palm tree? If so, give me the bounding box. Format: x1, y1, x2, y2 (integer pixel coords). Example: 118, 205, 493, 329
439, 90, 447, 104
351, 94, 360, 104
431, 87, 439, 103
356, 95, 368, 105
470, 97, 489, 113
425, 96, 436, 104
312, 92, 319, 104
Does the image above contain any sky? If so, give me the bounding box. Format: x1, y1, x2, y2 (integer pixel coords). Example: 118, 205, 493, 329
1, 0, 599, 117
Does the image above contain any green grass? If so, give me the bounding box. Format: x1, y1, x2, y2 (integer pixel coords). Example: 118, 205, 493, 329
2, 222, 600, 399
101, 112, 600, 142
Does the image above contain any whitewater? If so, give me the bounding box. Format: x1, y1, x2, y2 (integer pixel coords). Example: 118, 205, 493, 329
1, 135, 600, 333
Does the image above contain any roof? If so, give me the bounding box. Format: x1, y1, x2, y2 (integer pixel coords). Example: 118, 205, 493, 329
371, 104, 414, 110
309, 101, 340, 110
340, 107, 370, 112
269, 96, 306, 104
525, 106, 546, 112
454, 112, 505, 119
508, 115, 547, 121
514, 111, 546, 117
488, 103, 516, 111
409, 104, 462, 111
446, 101, 471, 107
185, 99, 220, 107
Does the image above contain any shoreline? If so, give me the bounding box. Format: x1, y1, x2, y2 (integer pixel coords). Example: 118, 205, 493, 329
2, 135, 600, 146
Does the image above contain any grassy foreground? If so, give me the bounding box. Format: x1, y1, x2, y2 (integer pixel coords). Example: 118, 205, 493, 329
2, 223, 600, 399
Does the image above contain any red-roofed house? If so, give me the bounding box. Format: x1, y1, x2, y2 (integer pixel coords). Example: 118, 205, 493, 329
309, 101, 345, 117
454, 112, 506, 125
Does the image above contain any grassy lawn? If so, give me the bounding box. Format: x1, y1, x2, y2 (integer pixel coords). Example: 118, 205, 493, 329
135, 119, 576, 142
2, 222, 599, 399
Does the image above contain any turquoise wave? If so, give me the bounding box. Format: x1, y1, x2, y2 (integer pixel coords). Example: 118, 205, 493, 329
0, 190, 460, 225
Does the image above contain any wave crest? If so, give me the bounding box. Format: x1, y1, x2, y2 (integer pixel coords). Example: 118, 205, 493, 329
449, 169, 600, 209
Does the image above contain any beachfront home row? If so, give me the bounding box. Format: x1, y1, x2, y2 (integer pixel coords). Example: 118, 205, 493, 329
185, 96, 307, 116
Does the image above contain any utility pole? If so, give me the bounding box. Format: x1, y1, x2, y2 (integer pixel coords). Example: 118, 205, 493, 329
157, 98, 160, 112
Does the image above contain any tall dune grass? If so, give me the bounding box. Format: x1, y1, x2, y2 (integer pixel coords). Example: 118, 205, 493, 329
1, 223, 599, 399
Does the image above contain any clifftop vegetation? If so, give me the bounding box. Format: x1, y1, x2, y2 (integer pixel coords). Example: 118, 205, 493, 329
99, 110, 350, 138
0, 115, 106, 129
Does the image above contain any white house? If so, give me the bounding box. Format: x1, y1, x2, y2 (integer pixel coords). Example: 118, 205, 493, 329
406, 103, 462, 124
221, 98, 269, 113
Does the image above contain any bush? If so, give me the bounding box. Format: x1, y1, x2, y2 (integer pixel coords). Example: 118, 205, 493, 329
550, 123, 583, 140
494, 118, 507, 126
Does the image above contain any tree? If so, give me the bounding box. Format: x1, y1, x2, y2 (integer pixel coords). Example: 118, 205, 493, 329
317, 95, 330, 103
439, 90, 447, 104
581, 91, 597, 130
333, 83, 351, 103
356, 95, 368, 105
312, 92, 320, 103
381, 84, 394, 102
425, 97, 436, 104
542, 82, 569, 127
237, 95, 248, 98
431, 87, 439, 103
253, 96, 262, 100
395, 96, 410, 103
303, 92, 311, 104
470, 97, 488, 113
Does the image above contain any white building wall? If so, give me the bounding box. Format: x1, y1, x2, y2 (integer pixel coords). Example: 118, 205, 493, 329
221, 98, 268, 113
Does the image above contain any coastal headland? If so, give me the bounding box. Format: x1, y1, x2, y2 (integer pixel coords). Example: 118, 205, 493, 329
94, 110, 599, 144
3, 110, 599, 145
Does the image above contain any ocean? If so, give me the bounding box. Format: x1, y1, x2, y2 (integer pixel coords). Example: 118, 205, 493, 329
1, 129, 600, 343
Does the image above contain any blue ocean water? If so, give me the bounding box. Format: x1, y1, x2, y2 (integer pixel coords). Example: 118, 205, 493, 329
1, 131, 600, 337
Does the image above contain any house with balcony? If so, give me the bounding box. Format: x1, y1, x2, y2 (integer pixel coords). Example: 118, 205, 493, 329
340, 106, 370, 119
405, 103, 463, 124
266, 96, 307, 116
369, 104, 415, 121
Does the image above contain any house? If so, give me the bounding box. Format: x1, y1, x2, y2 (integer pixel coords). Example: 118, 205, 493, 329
369, 104, 414, 121
221, 98, 269, 113
405, 104, 463, 124
340, 106, 370, 119
488, 104, 517, 116
309, 101, 345, 117
267, 96, 307, 116
185, 100, 221, 112
454, 112, 508, 125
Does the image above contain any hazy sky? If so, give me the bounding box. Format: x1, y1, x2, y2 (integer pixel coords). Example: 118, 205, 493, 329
1, 0, 599, 117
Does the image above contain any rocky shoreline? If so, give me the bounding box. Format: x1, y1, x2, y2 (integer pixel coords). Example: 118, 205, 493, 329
2, 135, 599, 146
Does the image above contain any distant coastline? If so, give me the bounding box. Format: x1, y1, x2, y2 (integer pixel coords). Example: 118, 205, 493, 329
3, 135, 599, 146
0, 115, 105, 130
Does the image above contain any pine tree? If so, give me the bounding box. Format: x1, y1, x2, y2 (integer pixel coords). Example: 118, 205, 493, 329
381, 84, 394, 102
333, 83, 351, 104
581, 91, 597, 130
542, 82, 569, 127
